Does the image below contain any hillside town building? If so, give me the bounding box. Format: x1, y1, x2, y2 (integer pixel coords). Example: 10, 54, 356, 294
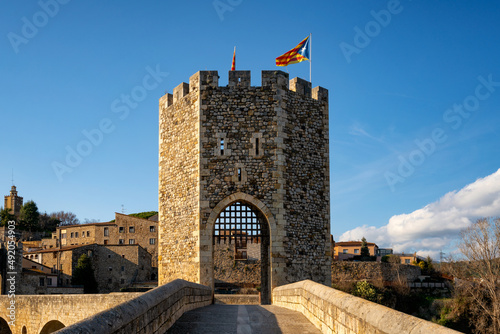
24, 243, 152, 293
3, 185, 23, 217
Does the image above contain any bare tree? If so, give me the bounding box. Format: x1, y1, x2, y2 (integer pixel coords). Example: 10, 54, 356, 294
51, 211, 79, 226
457, 217, 500, 334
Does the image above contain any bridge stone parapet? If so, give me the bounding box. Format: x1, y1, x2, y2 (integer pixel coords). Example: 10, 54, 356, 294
0, 291, 142, 334
57, 279, 211, 334
272, 280, 461, 334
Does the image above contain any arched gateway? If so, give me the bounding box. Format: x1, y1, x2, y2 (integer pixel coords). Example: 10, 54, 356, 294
208, 196, 273, 304
158, 70, 331, 303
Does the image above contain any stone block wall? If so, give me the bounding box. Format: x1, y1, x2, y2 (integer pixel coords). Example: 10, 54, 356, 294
158, 71, 202, 284
90, 244, 152, 293
213, 242, 260, 286
282, 79, 330, 283
114, 213, 158, 268
331, 262, 421, 284
159, 70, 331, 294
273, 280, 461, 334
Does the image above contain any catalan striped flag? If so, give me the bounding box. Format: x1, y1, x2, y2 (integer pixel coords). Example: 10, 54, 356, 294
276, 35, 310, 67
231, 47, 236, 71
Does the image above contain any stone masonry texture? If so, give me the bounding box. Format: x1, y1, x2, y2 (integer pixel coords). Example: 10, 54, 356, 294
158, 70, 331, 296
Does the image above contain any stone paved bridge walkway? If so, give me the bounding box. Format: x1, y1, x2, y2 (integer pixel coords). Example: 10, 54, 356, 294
166, 304, 321, 334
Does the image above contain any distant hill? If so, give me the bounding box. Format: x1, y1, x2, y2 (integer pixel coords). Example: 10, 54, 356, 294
110, 211, 158, 222
128, 211, 158, 220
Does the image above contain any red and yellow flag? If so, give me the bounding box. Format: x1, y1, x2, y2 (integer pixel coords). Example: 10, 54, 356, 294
231, 47, 236, 71
276, 36, 310, 67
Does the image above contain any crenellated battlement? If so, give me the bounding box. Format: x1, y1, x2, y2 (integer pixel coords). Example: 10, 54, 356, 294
160, 70, 328, 108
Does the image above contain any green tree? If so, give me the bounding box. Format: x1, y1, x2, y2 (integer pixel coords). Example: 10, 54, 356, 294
18, 200, 40, 231
71, 254, 98, 293
426, 256, 434, 272
0, 207, 14, 226
360, 237, 370, 257
352, 280, 382, 303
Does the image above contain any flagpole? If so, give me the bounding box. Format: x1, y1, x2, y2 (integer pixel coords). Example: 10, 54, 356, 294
309, 33, 312, 83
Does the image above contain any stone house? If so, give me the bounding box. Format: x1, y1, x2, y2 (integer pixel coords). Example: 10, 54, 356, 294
334, 241, 379, 261
24, 243, 152, 293
395, 252, 425, 265
48, 213, 158, 270
21, 257, 58, 294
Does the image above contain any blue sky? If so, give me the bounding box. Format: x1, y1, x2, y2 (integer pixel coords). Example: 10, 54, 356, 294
1, 1, 500, 259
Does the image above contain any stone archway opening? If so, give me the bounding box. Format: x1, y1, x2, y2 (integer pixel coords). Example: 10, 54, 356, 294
212, 201, 271, 304
0, 317, 12, 334
39, 320, 65, 334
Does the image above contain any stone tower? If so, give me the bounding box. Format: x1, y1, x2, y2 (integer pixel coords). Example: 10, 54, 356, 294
158, 70, 331, 302
4, 185, 23, 217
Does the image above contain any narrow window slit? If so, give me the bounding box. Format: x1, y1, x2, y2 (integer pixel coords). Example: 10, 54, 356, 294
220, 138, 224, 155
238, 168, 242, 182
255, 138, 259, 156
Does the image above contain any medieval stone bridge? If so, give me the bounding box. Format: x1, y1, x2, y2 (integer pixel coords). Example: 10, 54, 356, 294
0, 279, 460, 334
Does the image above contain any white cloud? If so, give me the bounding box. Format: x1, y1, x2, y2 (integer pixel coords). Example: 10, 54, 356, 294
339, 169, 500, 259
348, 122, 384, 143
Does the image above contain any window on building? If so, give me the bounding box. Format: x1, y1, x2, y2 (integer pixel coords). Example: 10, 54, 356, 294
108, 267, 112, 271
52, 265, 56, 273
150, 226, 155, 232
104, 227, 109, 236
47, 278, 53, 286
354, 249, 359, 254
88, 250, 93, 257
61, 233, 66, 239
53, 252, 57, 258
120, 279, 125, 284
121, 266, 125, 272
39, 278, 44, 286
129, 226, 135, 233
70, 232, 74, 238
122, 254, 125, 258
149, 238, 156, 245
104, 240, 108, 245
108, 254, 111, 258
75, 232, 79, 238
342, 249, 348, 254
87, 231, 90, 237
108, 278, 112, 284
119, 239, 125, 245
129, 239, 135, 244
119, 227, 124, 233
405, 259, 411, 264
220, 138, 225, 155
